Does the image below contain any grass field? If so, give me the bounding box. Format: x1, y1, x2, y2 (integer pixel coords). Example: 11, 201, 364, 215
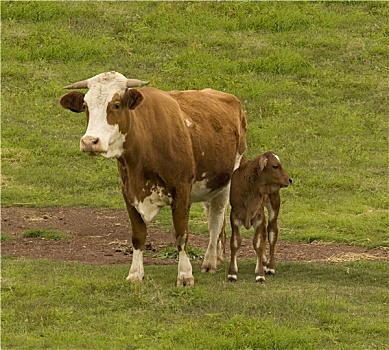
2, 257, 389, 350
2, 1, 388, 247
1, 1, 388, 349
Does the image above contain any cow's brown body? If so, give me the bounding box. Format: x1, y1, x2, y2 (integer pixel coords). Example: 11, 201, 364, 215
60, 72, 246, 286
228, 152, 291, 282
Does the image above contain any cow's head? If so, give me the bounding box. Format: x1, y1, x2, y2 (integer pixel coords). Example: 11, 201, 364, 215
60, 71, 149, 158
257, 152, 292, 193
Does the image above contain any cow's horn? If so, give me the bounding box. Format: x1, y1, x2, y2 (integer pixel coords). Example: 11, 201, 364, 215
63, 80, 89, 89
127, 79, 150, 88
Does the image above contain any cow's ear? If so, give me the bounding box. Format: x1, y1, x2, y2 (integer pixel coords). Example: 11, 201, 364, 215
60, 92, 85, 113
258, 154, 268, 171
123, 88, 144, 110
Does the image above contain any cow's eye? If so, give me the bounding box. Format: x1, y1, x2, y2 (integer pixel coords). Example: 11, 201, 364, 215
272, 165, 279, 169
113, 103, 120, 110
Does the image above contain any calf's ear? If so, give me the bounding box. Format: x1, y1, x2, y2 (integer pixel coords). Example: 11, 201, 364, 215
60, 92, 85, 113
123, 88, 144, 110
258, 154, 268, 171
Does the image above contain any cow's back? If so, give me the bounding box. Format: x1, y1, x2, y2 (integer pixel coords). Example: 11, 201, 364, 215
168, 89, 247, 188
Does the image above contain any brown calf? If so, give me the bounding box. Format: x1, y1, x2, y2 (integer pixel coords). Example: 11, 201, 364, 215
228, 152, 292, 283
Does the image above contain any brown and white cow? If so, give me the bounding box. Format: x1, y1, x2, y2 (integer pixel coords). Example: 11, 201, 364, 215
228, 152, 292, 283
60, 71, 246, 286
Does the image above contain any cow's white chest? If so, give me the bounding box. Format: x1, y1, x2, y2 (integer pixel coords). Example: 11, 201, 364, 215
133, 186, 172, 223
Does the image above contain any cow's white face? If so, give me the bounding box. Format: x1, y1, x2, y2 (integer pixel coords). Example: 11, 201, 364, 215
81, 72, 129, 158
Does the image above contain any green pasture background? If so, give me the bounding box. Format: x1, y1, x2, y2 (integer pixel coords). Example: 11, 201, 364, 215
1, 1, 388, 248
1, 2, 389, 350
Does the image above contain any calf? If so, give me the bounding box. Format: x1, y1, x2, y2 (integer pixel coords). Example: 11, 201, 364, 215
228, 152, 292, 283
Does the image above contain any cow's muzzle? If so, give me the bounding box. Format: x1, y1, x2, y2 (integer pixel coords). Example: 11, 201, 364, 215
80, 136, 100, 153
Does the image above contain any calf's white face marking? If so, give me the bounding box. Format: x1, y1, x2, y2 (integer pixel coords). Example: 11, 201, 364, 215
82, 72, 129, 158
273, 153, 280, 162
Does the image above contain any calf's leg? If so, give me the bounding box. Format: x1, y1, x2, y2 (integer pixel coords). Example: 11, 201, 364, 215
265, 192, 280, 275
253, 212, 267, 283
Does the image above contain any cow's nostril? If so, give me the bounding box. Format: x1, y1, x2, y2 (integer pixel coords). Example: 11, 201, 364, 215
82, 136, 99, 145
289, 178, 293, 184
80, 136, 100, 152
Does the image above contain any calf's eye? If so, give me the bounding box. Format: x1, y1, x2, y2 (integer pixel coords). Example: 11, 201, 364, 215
113, 103, 120, 109
272, 165, 279, 169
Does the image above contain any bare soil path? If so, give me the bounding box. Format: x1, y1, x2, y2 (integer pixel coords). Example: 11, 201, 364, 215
1, 207, 387, 265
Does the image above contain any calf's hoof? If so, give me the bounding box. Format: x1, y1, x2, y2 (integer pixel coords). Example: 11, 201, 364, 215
227, 274, 237, 283
265, 268, 275, 275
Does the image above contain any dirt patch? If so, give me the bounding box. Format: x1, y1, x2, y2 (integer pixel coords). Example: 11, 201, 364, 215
1, 207, 387, 266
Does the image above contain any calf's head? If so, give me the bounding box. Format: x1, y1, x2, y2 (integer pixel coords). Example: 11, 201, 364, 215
257, 152, 292, 194
60, 71, 148, 158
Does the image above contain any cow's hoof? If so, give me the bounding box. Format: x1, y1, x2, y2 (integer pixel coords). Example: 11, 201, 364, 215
201, 265, 217, 273
255, 276, 266, 283
126, 274, 143, 282
227, 275, 237, 283
265, 268, 275, 275
177, 276, 195, 287
217, 255, 225, 263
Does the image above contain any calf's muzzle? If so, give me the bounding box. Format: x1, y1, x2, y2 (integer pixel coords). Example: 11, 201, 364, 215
280, 175, 292, 188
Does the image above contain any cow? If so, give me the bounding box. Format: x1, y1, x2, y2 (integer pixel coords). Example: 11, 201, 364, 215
228, 152, 292, 283
60, 71, 246, 286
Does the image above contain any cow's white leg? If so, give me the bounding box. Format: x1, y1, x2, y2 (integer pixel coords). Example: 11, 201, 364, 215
126, 249, 144, 281
122, 201, 147, 283
175, 233, 194, 287
202, 202, 225, 263
201, 186, 229, 273
177, 249, 194, 287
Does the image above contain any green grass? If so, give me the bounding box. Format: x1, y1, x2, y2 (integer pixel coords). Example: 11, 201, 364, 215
2, 1, 388, 248
1, 2, 388, 245
156, 246, 204, 261
1, 232, 14, 242
21, 229, 69, 241
2, 257, 388, 350
1, 3, 388, 348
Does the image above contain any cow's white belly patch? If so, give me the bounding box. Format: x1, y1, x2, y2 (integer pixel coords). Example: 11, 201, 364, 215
190, 179, 215, 203
134, 186, 172, 223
